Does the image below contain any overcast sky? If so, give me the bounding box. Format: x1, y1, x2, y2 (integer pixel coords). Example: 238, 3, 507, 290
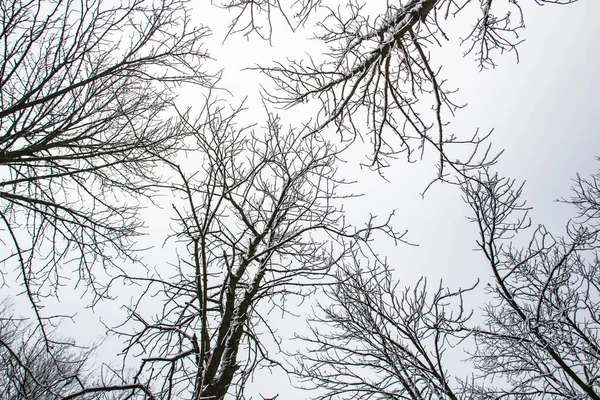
189, 1, 600, 397
30, 1, 600, 398
231, 1, 600, 397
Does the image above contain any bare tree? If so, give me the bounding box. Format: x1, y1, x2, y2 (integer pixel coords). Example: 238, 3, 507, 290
1, 0, 591, 399
0, 298, 94, 399
462, 167, 600, 399
0, 298, 159, 400
0, 0, 211, 332
107, 100, 404, 399
294, 253, 474, 400
255, 0, 576, 172
215, 0, 321, 41
292, 163, 600, 400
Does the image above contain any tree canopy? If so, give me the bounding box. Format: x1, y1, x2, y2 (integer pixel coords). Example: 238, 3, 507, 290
0, 0, 598, 399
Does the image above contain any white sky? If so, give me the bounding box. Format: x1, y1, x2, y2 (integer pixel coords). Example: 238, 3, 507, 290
14, 0, 600, 398
390, 0, 600, 274
194, 1, 600, 397
217, 1, 600, 397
